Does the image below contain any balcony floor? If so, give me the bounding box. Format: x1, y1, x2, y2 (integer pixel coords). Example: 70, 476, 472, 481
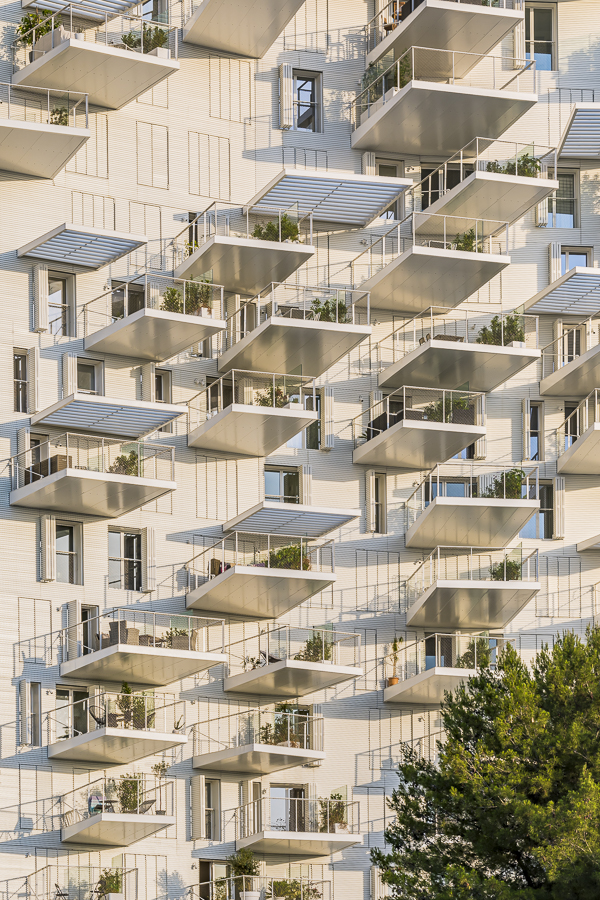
353, 419, 485, 470
60, 644, 227, 687
186, 566, 336, 619
10, 468, 175, 517
351, 80, 537, 156
540, 344, 600, 397
217, 317, 371, 379
405, 578, 540, 630
379, 340, 540, 393
0, 118, 89, 178
224, 659, 363, 698
384, 667, 474, 705
224, 500, 360, 538
187, 404, 318, 457
193, 742, 325, 774
183, 0, 305, 56
84, 307, 226, 363
30, 392, 186, 439
62, 812, 175, 846
12, 40, 179, 110
557, 423, 600, 474
236, 830, 361, 855
174, 235, 315, 295
406, 496, 539, 549
359, 244, 509, 314
48, 727, 187, 765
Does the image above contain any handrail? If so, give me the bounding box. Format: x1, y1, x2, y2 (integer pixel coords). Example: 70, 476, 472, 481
558, 388, 600, 452
226, 623, 360, 675
193, 706, 324, 755
406, 460, 540, 509
385, 633, 507, 681
0, 82, 88, 128
60, 773, 174, 824
541, 315, 599, 378
234, 795, 360, 838
185, 531, 334, 580
46, 690, 184, 744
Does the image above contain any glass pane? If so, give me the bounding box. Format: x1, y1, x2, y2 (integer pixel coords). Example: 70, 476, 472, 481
445, 481, 467, 498
124, 533, 141, 561
282, 470, 300, 502
378, 164, 397, 178
49, 279, 66, 304
108, 559, 122, 590
56, 553, 74, 584
77, 364, 96, 393
533, 7, 553, 42
56, 526, 74, 552
108, 530, 121, 558
533, 44, 553, 71
155, 374, 164, 401
264, 470, 280, 499
111, 289, 125, 320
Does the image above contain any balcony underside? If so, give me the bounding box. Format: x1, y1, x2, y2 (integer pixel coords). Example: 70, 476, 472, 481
10, 468, 175, 517
187, 404, 318, 457
405, 578, 540, 630
359, 244, 509, 314
540, 344, 600, 397
186, 566, 336, 619
224, 659, 362, 698
351, 80, 537, 156
384, 667, 474, 705
31, 392, 186, 438
84, 307, 226, 363
60, 644, 227, 687
174, 236, 315, 295
236, 830, 361, 855
379, 340, 540, 393
406, 496, 539, 549
62, 812, 175, 846
193, 743, 325, 774
0, 117, 89, 178
224, 501, 360, 538
366, 0, 523, 68
353, 419, 485, 469
217, 318, 371, 379
557, 424, 600, 474
48, 728, 187, 765
12, 41, 179, 110
183, 0, 305, 56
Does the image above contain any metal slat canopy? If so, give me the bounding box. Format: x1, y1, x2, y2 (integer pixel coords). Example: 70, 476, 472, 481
17, 224, 147, 269
557, 103, 600, 158
21, 0, 141, 19
224, 501, 360, 538
245, 168, 412, 226
524, 267, 600, 316
31, 393, 186, 438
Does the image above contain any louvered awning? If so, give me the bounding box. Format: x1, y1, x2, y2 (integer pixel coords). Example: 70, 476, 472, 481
524, 267, 600, 316
245, 168, 412, 226
18, 224, 146, 270
21, 0, 140, 20
224, 501, 360, 538
557, 103, 600, 158
31, 393, 186, 438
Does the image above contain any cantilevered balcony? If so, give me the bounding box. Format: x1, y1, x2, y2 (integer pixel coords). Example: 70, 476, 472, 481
353, 385, 485, 470
47, 691, 186, 764
351, 47, 537, 156
384, 632, 507, 704
82, 274, 226, 362
61, 775, 175, 846
173, 202, 315, 295
12, 7, 179, 110
557, 390, 600, 474
350, 212, 509, 314
10, 433, 175, 517
183, 0, 305, 56
0, 82, 88, 177
192, 707, 325, 773
404, 545, 540, 631
377, 307, 540, 392
525, 267, 600, 317
186, 533, 335, 618
60, 609, 226, 687
540, 317, 600, 396
20, 865, 138, 900
235, 795, 361, 855
188, 371, 318, 456
225, 502, 360, 540
366, 0, 523, 68
224, 625, 362, 697
406, 462, 540, 549
31, 394, 186, 439
218, 284, 371, 378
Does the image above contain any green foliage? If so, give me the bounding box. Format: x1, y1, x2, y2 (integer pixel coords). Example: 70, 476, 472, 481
455, 637, 493, 670
268, 880, 322, 900
454, 227, 477, 252
226, 847, 260, 878
490, 558, 523, 582
252, 213, 299, 242
152, 760, 169, 777
397, 53, 413, 89
96, 868, 122, 897
486, 152, 541, 179
269, 544, 311, 571
117, 773, 141, 812
319, 792, 347, 832
108, 450, 139, 476
160, 278, 212, 314
389, 637, 402, 676
259, 703, 306, 746
117, 684, 154, 730
371, 628, 600, 900
164, 626, 190, 646
310, 297, 348, 323
17, 10, 53, 45
255, 384, 290, 408
294, 631, 333, 662
122, 23, 168, 53
482, 467, 525, 500
50, 106, 68, 126
423, 394, 472, 424
476, 313, 526, 346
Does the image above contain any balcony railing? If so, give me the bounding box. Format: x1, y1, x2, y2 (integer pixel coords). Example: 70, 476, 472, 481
4, 865, 138, 900
79, 273, 225, 337
193, 706, 324, 756
13, 4, 178, 72
0, 81, 87, 127
541, 317, 596, 379
10, 432, 174, 490
188, 370, 316, 431
46, 690, 184, 743
188, 876, 331, 900
227, 624, 360, 676
351, 46, 535, 129
235, 795, 360, 839
385, 632, 507, 683
558, 389, 600, 453
60, 774, 174, 827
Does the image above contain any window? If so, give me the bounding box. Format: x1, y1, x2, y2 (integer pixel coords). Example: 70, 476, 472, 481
378, 162, 401, 219
561, 247, 591, 275
77, 360, 102, 395
29, 683, 41, 746
109, 531, 142, 591
548, 172, 576, 228
142, 0, 167, 21
293, 72, 321, 132
528, 402, 543, 461
424, 479, 473, 504
454, 444, 475, 461
48, 276, 69, 336
56, 687, 89, 740
56, 524, 80, 584
265, 468, 300, 503
14, 352, 27, 412
81, 604, 99, 654
270, 785, 306, 831
374, 472, 387, 533
560, 323, 582, 365
205, 779, 221, 840
525, 4, 555, 71
155, 369, 172, 403
111, 282, 145, 321
520, 482, 553, 539
563, 402, 578, 451
287, 393, 321, 450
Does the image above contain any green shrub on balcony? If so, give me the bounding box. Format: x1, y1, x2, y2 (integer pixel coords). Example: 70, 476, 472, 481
489, 559, 523, 582
122, 23, 168, 53
268, 544, 311, 571
108, 450, 139, 476
294, 631, 333, 663
251, 213, 299, 242
454, 227, 477, 252
50, 106, 69, 126
476, 313, 525, 346
17, 10, 53, 45
485, 152, 541, 179
259, 703, 305, 746
310, 297, 348, 323
455, 637, 493, 670
319, 792, 347, 832
255, 384, 289, 408
268, 880, 322, 900
161, 277, 212, 315
422, 394, 472, 424
481, 468, 525, 500
96, 869, 122, 897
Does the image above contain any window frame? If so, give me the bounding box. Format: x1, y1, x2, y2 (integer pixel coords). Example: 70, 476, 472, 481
264, 466, 301, 503
77, 358, 104, 396
48, 271, 75, 337
108, 529, 143, 592
528, 401, 544, 462
561, 246, 592, 275
373, 472, 387, 534
204, 778, 221, 840
292, 70, 323, 133
525, 2, 557, 72
14, 351, 27, 413
55, 520, 83, 585
519, 481, 553, 540
548, 168, 578, 228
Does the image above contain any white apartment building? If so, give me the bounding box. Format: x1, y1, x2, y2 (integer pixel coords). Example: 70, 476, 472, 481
0, 0, 598, 897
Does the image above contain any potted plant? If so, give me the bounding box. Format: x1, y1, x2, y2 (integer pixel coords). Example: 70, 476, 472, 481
490, 558, 522, 582
225, 848, 261, 900
117, 773, 142, 812
121, 23, 168, 54
95, 868, 123, 899
480, 468, 525, 500
268, 544, 311, 571
294, 631, 333, 662
387, 637, 401, 686
251, 213, 299, 242
318, 792, 347, 833
108, 450, 139, 476
476, 313, 525, 346
164, 625, 190, 649
310, 296, 347, 323
267, 880, 322, 900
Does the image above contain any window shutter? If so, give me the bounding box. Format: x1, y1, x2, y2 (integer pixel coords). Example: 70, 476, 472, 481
365, 469, 376, 533
362, 152, 376, 176
522, 398, 531, 460
66, 599, 82, 660
301, 465, 312, 506
306, 782, 318, 831
142, 362, 156, 402
33, 264, 49, 333
62, 351, 78, 398
141, 526, 156, 593
320, 386, 334, 449
152, 124, 169, 190
190, 773, 206, 840
473, 395, 486, 459
148, 281, 161, 310
513, 19, 525, 68
478, 474, 495, 496
40, 514, 56, 583
19, 680, 28, 745
371, 866, 389, 900
17, 427, 30, 489
27, 347, 38, 414
549, 242, 561, 283
553, 476, 565, 539
136, 122, 153, 186
535, 196, 548, 227
279, 64, 294, 129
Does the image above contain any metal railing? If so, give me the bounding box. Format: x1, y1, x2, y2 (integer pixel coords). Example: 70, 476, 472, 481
13, 4, 177, 72
407, 461, 540, 528
0, 82, 87, 128
352, 46, 535, 128
193, 706, 324, 756
62, 608, 225, 660
235, 795, 360, 839
541, 317, 599, 379
46, 690, 184, 744
60, 774, 174, 828
79, 273, 225, 337
386, 633, 506, 682
227, 624, 360, 676
188, 876, 331, 900
3, 865, 138, 900
188, 370, 316, 431
10, 432, 174, 490
558, 389, 600, 453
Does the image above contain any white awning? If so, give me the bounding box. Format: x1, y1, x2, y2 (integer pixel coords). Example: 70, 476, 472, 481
524, 267, 600, 316
246, 168, 412, 226
18, 224, 147, 269
31, 393, 186, 438
557, 103, 600, 158
224, 500, 360, 538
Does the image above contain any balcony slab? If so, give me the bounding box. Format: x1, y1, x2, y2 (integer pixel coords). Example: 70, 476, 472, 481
557, 423, 600, 474
31, 392, 186, 439
187, 404, 318, 457
384, 667, 474, 704
353, 419, 485, 469
224, 659, 363, 698
193, 743, 325, 774
405, 578, 540, 630
60, 644, 227, 687
406, 496, 539, 549
48, 727, 187, 765
236, 830, 361, 855
62, 811, 175, 846
183, 0, 305, 56
0, 117, 89, 178
540, 343, 600, 397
